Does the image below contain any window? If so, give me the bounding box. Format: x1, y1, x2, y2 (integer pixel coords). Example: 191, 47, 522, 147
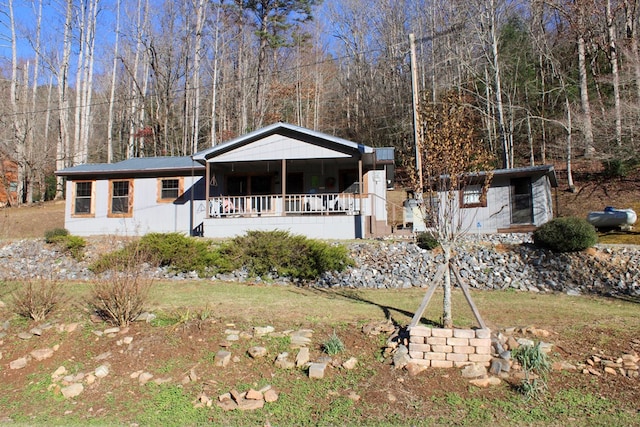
461, 183, 487, 208
157, 177, 183, 202
72, 181, 94, 216
109, 180, 133, 217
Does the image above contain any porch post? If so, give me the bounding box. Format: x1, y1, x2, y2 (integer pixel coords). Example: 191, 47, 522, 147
358, 159, 363, 194
205, 161, 211, 218
281, 159, 286, 216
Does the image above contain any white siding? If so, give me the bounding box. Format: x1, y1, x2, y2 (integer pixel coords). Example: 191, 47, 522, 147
64, 176, 205, 236
209, 134, 350, 163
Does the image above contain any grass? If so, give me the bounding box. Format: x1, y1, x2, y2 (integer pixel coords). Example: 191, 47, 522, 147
2, 281, 640, 426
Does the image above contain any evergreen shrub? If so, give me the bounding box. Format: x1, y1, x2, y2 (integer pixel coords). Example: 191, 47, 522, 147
533, 217, 597, 252
416, 232, 440, 250
218, 230, 354, 280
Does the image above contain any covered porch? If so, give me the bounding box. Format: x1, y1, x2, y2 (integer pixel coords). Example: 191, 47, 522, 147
192, 123, 389, 239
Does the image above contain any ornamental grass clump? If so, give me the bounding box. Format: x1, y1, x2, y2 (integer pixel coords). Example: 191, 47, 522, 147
323, 331, 346, 355
533, 217, 598, 252
512, 342, 551, 400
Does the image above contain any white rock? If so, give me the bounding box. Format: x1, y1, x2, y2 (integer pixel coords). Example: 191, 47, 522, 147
94, 365, 109, 378
61, 383, 84, 399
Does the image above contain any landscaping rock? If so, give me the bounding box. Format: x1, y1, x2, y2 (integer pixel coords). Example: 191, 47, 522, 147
248, 346, 268, 359
253, 326, 275, 337
274, 352, 295, 369
264, 389, 279, 403
461, 363, 487, 379
309, 362, 327, 379
138, 372, 154, 385
342, 357, 358, 370
61, 383, 84, 399
30, 348, 54, 361
295, 347, 310, 367
94, 365, 109, 378
215, 350, 232, 367
10, 357, 29, 370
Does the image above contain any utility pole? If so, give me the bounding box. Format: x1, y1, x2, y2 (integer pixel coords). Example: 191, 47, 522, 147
409, 33, 423, 195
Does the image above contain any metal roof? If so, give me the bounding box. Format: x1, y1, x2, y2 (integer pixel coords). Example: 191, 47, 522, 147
55, 156, 204, 177
192, 122, 374, 163
461, 164, 558, 187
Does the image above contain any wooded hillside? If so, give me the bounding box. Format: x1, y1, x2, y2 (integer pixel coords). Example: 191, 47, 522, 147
1, 0, 638, 203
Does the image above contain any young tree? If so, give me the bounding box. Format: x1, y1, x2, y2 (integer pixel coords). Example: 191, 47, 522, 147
411, 92, 494, 328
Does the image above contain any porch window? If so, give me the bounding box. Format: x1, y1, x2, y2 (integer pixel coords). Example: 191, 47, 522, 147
108, 179, 133, 217
72, 181, 95, 216
157, 177, 183, 202
461, 183, 487, 208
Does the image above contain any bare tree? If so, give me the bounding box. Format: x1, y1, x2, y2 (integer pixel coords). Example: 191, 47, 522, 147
410, 92, 494, 328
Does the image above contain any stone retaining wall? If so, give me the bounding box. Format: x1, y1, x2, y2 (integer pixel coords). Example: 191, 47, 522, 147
408, 326, 492, 368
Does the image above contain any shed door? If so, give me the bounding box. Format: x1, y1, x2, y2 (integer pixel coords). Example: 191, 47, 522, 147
510, 178, 533, 224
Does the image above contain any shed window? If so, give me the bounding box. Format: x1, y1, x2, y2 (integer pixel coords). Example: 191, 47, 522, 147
73, 181, 94, 216
109, 180, 133, 216
461, 183, 487, 208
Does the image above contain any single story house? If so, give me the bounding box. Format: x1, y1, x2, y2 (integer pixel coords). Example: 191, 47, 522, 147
56, 122, 391, 239
407, 165, 558, 234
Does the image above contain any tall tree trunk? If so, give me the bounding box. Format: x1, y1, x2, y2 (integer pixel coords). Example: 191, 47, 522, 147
9, 0, 26, 205
577, 13, 595, 157
55, 0, 74, 199
107, 0, 121, 163
607, 0, 622, 147
489, 0, 510, 168
192, 0, 206, 153
624, 0, 640, 103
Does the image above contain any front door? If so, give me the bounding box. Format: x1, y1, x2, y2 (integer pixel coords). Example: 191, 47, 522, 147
510, 178, 533, 224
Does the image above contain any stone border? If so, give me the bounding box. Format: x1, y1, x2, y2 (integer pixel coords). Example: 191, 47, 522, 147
408, 326, 492, 368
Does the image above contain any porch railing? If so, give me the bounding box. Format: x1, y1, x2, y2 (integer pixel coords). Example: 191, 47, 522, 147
208, 193, 360, 217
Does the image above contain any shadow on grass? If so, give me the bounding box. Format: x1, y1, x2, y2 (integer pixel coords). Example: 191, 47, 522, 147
300, 286, 441, 328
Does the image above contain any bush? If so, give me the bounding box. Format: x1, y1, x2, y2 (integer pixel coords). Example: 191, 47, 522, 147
533, 217, 597, 252
416, 232, 440, 250
44, 228, 69, 243
90, 245, 153, 326
91, 233, 216, 276
602, 158, 638, 178
218, 230, 354, 281
11, 279, 67, 321
44, 228, 86, 260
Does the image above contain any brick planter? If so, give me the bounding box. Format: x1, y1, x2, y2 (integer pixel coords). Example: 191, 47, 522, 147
408, 326, 492, 368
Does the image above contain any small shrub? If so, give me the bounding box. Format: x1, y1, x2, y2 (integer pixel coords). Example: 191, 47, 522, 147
512, 343, 551, 400
11, 279, 67, 321
323, 331, 346, 355
416, 232, 440, 250
602, 158, 638, 178
533, 217, 597, 252
44, 228, 69, 243
90, 244, 153, 326
91, 233, 216, 276
45, 229, 86, 260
